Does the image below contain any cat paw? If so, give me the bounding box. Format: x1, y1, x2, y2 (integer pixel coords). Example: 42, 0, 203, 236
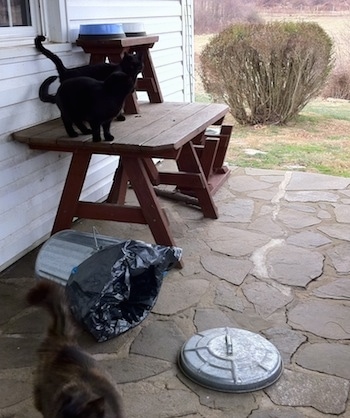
68, 132, 79, 138
116, 114, 126, 122
104, 134, 114, 141
81, 129, 92, 135
92, 137, 102, 142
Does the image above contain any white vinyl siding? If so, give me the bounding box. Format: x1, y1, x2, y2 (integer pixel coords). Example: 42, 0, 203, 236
0, 0, 194, 271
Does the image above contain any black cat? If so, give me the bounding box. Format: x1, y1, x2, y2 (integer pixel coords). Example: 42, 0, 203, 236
35, 35, 143, 121
35, 35, 143, 83
39, 72, 134, 142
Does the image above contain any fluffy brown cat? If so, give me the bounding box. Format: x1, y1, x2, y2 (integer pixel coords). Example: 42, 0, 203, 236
27, 280, 126, 418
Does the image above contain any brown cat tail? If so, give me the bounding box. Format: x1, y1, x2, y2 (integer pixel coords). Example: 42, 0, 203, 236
27, 281, 76, 341
34, 35, 67, 78
38, 75, 58, 104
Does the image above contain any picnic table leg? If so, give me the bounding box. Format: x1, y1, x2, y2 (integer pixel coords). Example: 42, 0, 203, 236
122, 156, 182, 254
51, 152, 91, 235
211, 125, 232, 173
141, 49, 163, 103
176, 142, 218, 219
107, 159, 129, 204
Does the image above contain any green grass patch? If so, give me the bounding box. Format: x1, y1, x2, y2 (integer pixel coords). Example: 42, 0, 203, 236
228, 140, 350, 177
302, 100, 350, 122
194, 93, 211, 103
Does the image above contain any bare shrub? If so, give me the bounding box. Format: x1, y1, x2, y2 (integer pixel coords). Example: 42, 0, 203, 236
199, 22, 334, 125
322, 68, 350, 100
322, 23, 350, 100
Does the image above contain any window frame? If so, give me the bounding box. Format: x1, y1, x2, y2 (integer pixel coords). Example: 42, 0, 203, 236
0, 0, 42, 41
0, 0, 67, 45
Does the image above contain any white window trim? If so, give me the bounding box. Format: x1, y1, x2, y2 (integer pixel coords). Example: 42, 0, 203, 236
181, 0, 195, 102
0, 0, 68, 45
0, 0, 41, 40
40, 0, 68, 43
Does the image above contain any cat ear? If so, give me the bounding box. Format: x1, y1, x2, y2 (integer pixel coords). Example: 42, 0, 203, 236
58, 393, 80, 415
84, 396, 105, 416
59, 393, 105, 417
136, 50, 144, 61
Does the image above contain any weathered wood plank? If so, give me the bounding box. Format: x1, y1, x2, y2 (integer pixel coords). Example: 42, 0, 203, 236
13, 102, 229, 156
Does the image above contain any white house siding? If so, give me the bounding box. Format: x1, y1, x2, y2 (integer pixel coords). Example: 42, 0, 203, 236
0, 0, 194, 272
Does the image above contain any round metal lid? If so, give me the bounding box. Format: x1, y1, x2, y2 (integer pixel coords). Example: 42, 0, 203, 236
178, 327, 283, 393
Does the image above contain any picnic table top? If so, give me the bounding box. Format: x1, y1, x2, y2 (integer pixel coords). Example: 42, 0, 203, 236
76, 34, 160, 49
13, 102, 229, 157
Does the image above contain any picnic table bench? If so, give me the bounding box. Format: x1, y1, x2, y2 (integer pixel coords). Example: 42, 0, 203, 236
13, 102, 232, 265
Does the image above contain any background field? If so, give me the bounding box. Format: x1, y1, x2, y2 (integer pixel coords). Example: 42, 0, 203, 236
194, 12, 350, 177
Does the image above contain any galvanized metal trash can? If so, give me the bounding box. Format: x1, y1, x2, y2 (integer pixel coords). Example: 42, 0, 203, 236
35, 229, 123, 286
35, 229, 182, 341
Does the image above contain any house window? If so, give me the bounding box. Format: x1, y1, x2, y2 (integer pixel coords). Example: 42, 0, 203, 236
0, 0, 43, 42
0, 0, 32, 27
0, 0, 67, 44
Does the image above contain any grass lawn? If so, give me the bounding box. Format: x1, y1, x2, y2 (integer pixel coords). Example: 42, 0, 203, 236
225, 99, 350, 177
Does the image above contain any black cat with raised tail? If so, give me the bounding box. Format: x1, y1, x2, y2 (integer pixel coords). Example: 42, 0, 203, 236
35, 35, 143, 83
39, 71, 135, 142
35, 35, 143, 122
27, 280, 126, 418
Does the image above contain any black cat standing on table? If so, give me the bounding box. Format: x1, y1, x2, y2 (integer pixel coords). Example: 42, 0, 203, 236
178, 327, 283, 392
35, 30, 144, 137
39, 72, 135, 142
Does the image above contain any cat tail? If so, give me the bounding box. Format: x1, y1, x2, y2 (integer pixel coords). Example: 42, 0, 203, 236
39, 76, 58, 104
34, 35, 67, 78
27, 280, 76, 341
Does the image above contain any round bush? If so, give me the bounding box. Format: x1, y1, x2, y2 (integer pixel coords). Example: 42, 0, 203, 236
200, 22, 333, 125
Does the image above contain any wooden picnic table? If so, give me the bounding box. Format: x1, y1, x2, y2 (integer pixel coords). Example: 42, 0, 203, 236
13, 102, 232, 264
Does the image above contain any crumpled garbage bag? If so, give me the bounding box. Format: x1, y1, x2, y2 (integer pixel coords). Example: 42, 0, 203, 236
66, 239, 182, 342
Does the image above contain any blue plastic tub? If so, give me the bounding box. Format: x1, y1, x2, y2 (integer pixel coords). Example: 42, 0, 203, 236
78, 23, 125, 39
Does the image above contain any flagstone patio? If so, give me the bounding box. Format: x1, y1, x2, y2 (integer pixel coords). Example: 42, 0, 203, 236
1, 165, 350, 417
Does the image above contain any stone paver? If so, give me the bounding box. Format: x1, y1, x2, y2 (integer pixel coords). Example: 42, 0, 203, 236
295, 342, 350, 379
206, 225, 270, 257
277, 208, 321, 228
326, 243, 350, 273
1, 166, 350, 417
262, 327, 306, 365
266, 244, 324, 287
318, 224, 350, 241
285, 190, 340, 202
312, 277, 350, 300
242, 281, 293, 318
286, 171, 350, 190
288, 299, 350, 339
201, 253, 252, 285
265, 369, 349, 414
286, 231, 332, 248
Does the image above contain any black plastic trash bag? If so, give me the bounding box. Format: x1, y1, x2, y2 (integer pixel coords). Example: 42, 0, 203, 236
66, 239, 182, 342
